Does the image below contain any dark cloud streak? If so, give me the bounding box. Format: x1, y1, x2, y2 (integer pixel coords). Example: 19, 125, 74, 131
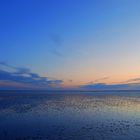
80, 83, 140, 90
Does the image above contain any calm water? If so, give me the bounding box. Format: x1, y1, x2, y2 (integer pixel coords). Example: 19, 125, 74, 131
0, 90, 140, 140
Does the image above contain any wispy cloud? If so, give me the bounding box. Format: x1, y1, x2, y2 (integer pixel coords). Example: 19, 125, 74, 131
49, 49, 63, 57
87, 77, 109, 84
48, 33, 64, 57
0, 62, 63, 89
49, 33, 62, 46
124, 77, 140, 83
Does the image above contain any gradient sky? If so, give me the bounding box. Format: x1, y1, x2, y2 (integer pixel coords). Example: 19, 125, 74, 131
1, 0, 140, 89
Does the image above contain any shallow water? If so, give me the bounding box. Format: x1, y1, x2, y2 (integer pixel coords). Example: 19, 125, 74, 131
0, 90, 140, 140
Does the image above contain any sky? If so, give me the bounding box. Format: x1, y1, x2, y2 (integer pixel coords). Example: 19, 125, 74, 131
1, 0, 140, 90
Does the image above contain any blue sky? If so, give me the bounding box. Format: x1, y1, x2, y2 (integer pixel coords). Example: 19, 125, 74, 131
1, 0, 140, 89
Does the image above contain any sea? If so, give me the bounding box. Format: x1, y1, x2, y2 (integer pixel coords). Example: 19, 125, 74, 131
0, 90, 140, 140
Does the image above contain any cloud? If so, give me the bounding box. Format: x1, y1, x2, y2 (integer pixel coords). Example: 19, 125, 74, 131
87, 77, 109, 84
0, 61, 16, 70
80, 83, 140, 90
124, 77, 140, 83
49, 33, 62, 46
49, 49, 63, 57
81, 76, 140, 90
68, 80, 73, 82
0, 62, 9, 66
0, 63, 63, 89
48, 33, 64, 57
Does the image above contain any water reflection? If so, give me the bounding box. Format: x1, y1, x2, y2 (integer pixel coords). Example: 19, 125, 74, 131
0, 91, 140, 140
